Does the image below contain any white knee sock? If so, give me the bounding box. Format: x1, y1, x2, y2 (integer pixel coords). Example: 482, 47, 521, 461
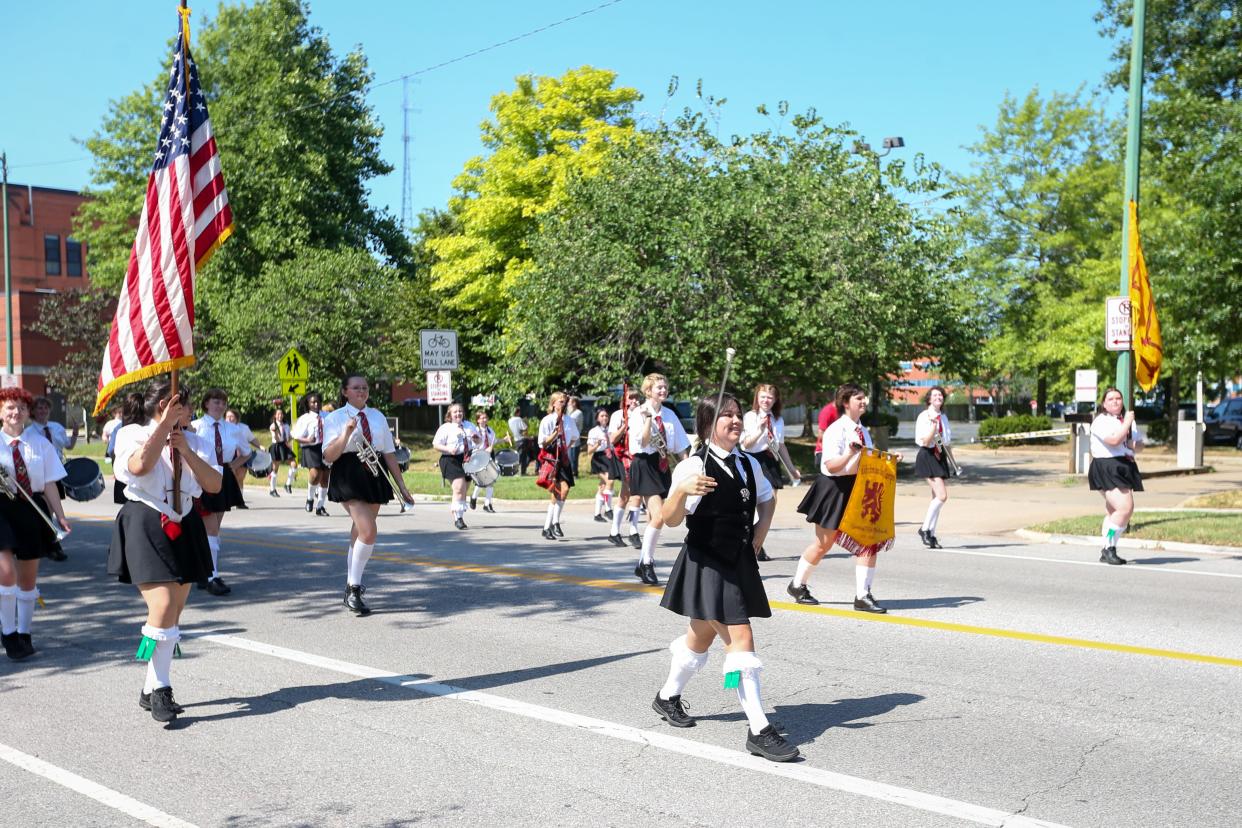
723, 651, 770, 735
268, 472, 277, 491
141, 624, 179, 692
471, 484, 481, 500
793, 557, 816, 587
287, 467, 296, 485
552, 500, 564, 524
348, 540, 374, 586
630, 510, 641, 533
0, 585, 16, 634
16, 588, 37, 634
594, 492, 604, 516
602, 491, 612, 512
485, 486, 494, 506
306, 482, 315, 501
659, 636, 709, 700
451, 500, 461, 519
611, 506, 625, 537
856, 565, 877, 598
1101, 520, 1123, 548
316, 485, 327, 508
208, 535, 220, 578
544, 505, 555, 530
922, 498, 944, 532
640, 525, 660, 565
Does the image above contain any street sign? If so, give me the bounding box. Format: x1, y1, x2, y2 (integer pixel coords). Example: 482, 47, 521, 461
419, 329, 458, 370
470, 394, 497, 408
0, 373, 17, 389
427, 370, 452, 405
1074, 369, 1099, 404
278, 347, 309, 397
1105, 296, 1132, 352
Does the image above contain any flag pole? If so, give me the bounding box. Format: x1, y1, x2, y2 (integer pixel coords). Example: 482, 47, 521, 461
1116, 0, 1146, 407
171, 0, 191, 508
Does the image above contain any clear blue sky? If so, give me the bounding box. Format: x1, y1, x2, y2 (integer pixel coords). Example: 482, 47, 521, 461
2, 0, 1123, 221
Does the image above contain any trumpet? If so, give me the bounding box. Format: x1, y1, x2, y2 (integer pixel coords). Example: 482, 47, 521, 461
0, 464, 68, 542
933, 429, 963, 477
648, 416, 669, 459
349, 419, 413, 513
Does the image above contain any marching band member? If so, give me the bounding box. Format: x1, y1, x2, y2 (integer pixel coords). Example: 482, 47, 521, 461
537, 392, 579, 540
433, 403, 473, 530
323, 373, 415, 615
112, 394, 145, 505
1089, 387, 1144, 566
914, 386, 953, 549
224, 408, 260, 509
627, 374, 690, 585
740, 384, 801, 562
508, 407, 535, 475
24, 396, 75, 562
0, 387, 69, 661
651, 392, 797, 762
609, 388, 642, 547
567, 396, 585, 474
468, 409, 499, 513
109, 383, 221, 724
587, 408, 618, 523
190, 389, 250, 595
793, 383, 899, 613
267, 408, 297, 497
292, 392, 330, 516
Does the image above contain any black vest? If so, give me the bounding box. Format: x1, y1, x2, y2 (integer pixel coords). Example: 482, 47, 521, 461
684, 448, 757, 565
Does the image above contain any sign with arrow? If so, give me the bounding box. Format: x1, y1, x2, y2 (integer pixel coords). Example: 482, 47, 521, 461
278, 347, 309, 396
1104, 296, 1131, 352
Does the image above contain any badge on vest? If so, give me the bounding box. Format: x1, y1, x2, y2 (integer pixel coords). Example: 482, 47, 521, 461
740, 487, 750, 502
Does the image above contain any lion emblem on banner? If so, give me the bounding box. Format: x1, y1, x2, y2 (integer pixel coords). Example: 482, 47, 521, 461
861, 481, 884, 523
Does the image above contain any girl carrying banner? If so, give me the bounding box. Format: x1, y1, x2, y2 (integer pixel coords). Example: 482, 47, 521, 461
1089, 387, 1144, 565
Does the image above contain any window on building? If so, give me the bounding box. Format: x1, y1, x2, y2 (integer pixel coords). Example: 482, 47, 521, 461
66, 238, 83, 277
44, 235, 61, 276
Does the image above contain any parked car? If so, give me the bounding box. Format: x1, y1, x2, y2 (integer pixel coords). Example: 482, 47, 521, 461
1204, 396, 1242, 448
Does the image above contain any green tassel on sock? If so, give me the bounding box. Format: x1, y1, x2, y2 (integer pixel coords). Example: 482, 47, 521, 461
1107, 528, 1117, 546
135, 636, 157, 662
173, 642, 182, 659
723, 670, 741, 689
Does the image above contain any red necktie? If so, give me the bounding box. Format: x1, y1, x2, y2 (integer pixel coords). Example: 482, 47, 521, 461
855, 425, 865, 447
213, 422, 223, 464
764, 415, 774, 440
9, 440, 32, 496
934, 418, 943, 459
316, 416, 323, 443
359, 410, 373, 444
654, 415, 668, 472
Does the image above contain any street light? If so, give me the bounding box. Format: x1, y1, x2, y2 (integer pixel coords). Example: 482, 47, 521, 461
853, 135, 905, 158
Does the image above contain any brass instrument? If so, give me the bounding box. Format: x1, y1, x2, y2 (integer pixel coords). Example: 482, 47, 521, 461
933, 426, 963, 477
648, 410, 669, 459
349, 415, 413, 513
0, 464, 68, 542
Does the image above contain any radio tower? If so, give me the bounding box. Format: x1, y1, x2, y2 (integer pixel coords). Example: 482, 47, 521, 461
400, 77, 414, 232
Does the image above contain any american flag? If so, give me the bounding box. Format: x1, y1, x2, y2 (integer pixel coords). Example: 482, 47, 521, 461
93, 11, 232, 415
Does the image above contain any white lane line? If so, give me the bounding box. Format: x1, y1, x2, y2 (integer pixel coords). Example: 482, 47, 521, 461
0, 742, 198, 828
201, 633, 1069, 828
930, 547, 1242, 579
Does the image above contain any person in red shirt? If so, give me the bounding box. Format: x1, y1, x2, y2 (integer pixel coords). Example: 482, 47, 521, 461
813, 400, 840, 472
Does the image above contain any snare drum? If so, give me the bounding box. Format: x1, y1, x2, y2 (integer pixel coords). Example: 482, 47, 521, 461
394, 445, 412, 472
495, 449, 520, 477
62, 458, 105, 501
248, 449, 273, 478
463, 450, 500, 487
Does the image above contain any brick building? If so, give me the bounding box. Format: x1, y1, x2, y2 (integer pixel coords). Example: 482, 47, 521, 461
1, 183, 91, 395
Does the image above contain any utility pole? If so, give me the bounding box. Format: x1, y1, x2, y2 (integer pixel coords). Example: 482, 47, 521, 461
2, 151, 12, 374
1115, 0, 1146, 405
401, 78, 414, 232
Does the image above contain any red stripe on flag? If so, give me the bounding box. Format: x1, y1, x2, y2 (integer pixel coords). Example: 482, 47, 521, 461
145, 172, 182, 361
191, 170, 228, 220
167, 164, 196, 335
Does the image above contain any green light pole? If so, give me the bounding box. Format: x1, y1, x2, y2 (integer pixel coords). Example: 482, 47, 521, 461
1115, 0, 1146, 405
2, 150, 12, 374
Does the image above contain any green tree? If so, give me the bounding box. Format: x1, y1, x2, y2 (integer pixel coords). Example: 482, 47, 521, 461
1097, 0, 1242, 385
950, 88, 1122, 403
30, 288, 115, 413
427, 66, 641, 325
497, 105, 969, 401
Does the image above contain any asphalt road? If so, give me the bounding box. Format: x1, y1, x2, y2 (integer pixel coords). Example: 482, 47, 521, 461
2, 487, 1239, 828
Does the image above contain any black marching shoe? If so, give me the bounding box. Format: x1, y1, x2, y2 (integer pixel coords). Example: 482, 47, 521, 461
305, 499, 314, 513
594, 513, 607, 522
454, 517, 468, 530
2, 632, 30, 660
149, 686, 179, 724
652, 693, 695, 727
204, 577, 231, 596
315, 506, 330, 516
756, 547, 771, 562
608, 534, 625, 547
634, 562, 658, 586
786, 581, 819, 605
853, 593, 887, 614
746, 724, 799, 762
269, 488, 279, 497
344, 584, 371, 615
628, 534, 642, 550
926, 534, 943, 550
918, 528, 931, 547
18, 633, 35, 657
1100, 546, 1128, 565
236, 503, 249, 509
542, 527, 555, 540
552, 523, 565, 538
140, 689, 185, 715
46, 544, 68, 562
605, 509, 614, 519
285, 483, 293, 494
483, 504, 496, 513
469, 496, 477, 511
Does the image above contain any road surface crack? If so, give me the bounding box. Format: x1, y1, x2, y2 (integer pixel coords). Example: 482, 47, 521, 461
1004, 734, 1119, 824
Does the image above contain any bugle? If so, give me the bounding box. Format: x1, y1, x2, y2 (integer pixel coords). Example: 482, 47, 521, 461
350, 420, 413, 513
933, 429, 963, 477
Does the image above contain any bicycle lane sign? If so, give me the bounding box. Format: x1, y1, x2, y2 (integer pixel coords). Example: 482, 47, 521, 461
419, 329, 458, 370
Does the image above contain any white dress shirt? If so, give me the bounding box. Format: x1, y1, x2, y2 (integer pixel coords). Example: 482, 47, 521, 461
914, 409, 952, 448
292, 411, 324, 445
323, 404, 395, 455
190, 415, 247, 465
741, 410, 784, 453
433, 422, 472, 455
113, 423, 218, 520
671, 443, 773, 514
24, 421, 72, 461
628, 403, 690, 456
1090, 416, 1143, 459
1, 431, 67, 492
819, 415, 873, 476
538, 413, 580, 451
587, 425, 610, 453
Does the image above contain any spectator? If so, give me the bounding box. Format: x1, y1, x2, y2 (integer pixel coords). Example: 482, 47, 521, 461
813, 400, 839, 473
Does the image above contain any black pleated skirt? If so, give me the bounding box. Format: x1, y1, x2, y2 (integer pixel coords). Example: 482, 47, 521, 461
108, 501, 212, 585
198, 467, 246, 513
628, 452, 671, 497
660, 543, 771, 625
270, 442, 295, 463
914, 446, 952, 479
114, 479, 128, 505
746, 450, 785, 490
1088, 456, 1144, 492
329, 452, 394, 504
439, 453, 467, 482
300, 443, 326, 470
590, 451, 623, 478
0, 493, 59, 560
797, 474, 855, 530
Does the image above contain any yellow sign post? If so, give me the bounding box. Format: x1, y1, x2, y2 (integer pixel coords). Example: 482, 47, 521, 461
278, 348, 309, 462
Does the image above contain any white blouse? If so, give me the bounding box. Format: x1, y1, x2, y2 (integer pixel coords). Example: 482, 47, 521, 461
819, 415, 873, 476
587, 425, 611, 453
671, 444, 774, 514
742, 410, 784, 453
323, 405, 396, 455
538, 413, 580, 451
914, 409, 952, 448
627, 403, 690, 456
0, 431, 67, 492
433, 422, 472, 456
113, 423, 218, 520
1090, 416, 1143, 459
190, 415, 247, 464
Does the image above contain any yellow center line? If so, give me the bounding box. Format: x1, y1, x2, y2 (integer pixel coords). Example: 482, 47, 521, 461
68, 514, 1242, 669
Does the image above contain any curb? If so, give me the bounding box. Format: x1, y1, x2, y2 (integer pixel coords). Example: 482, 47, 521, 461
1014, 528, 1240, 558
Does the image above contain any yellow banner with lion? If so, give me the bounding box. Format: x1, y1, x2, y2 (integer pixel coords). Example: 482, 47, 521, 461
837, 449, 898, 556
